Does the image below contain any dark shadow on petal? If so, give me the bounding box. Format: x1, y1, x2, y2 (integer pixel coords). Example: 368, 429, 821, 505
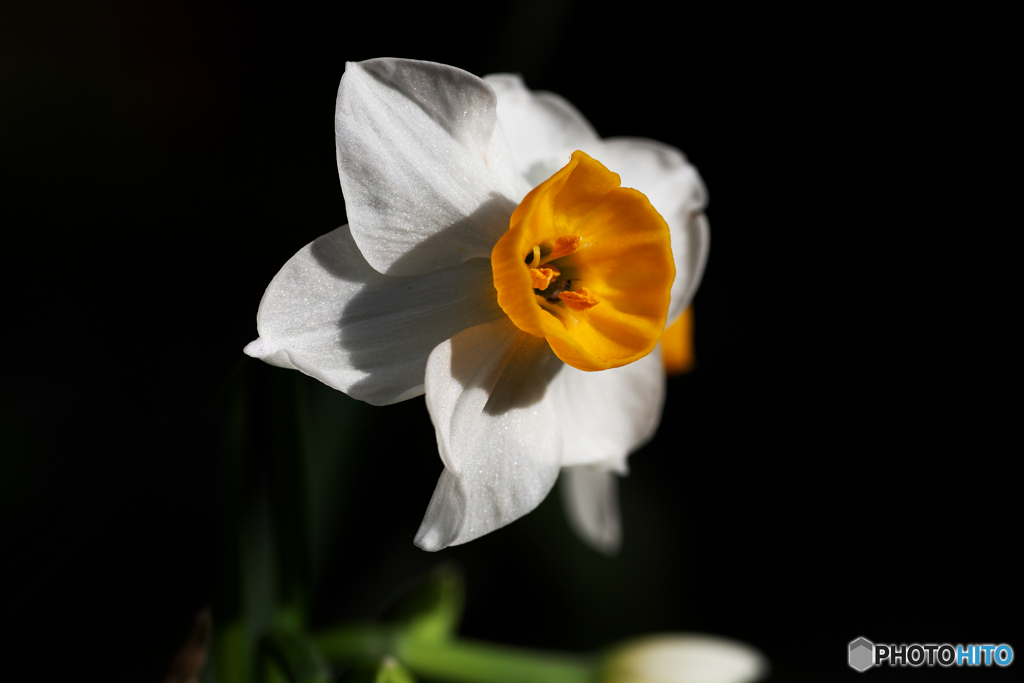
309, 196, 514, 402
446, 320, 564, 416
387, 194, 518, 276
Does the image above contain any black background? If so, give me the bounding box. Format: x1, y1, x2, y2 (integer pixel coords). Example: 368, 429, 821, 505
1, 1, 1016, 680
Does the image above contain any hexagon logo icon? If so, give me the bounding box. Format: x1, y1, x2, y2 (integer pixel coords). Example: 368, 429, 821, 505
849, 637, 874, 672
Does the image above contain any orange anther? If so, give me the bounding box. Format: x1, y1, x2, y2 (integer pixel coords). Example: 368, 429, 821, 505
530, 266, 561, 290
542, 235, 582, 263
558, 287, 601, 312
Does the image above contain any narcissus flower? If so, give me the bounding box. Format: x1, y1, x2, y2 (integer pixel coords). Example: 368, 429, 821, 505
245, 58, 708, 552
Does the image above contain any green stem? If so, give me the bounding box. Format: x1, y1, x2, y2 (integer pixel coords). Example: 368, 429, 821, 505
314, 625, 595, 683
400, 638, 594, 683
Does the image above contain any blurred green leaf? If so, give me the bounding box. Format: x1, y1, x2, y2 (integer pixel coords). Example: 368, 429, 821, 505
212, 366, 253, 683
333, 657, 417, 683
383, 564, 464, 644
213, 619, 249, 683
314, 622, 391, 666
374, 657, 417, 683
258, 631, 332, 683
299, 376, 371, 579
264, 658, 291, 683
270, 371, 313, 631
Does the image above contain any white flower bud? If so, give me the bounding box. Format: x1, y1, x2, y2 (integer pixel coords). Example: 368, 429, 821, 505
602, 634, 768, 683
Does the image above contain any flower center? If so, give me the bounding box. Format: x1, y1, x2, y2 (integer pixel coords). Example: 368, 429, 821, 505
491, 151, 675, 371
525, 236, 601, 310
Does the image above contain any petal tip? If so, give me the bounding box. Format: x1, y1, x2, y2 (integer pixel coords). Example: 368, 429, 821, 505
483, 72, 526, 92
560, 466, 623, 555
590, 530, 622, 557
414, 470, 466, 552
243, 338, 298, 371
413, 526, 451, 553
243, 337, 269, 358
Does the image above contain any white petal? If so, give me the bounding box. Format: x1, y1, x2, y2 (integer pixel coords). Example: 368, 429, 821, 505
484, 73, 600, 186
336, 58, 525, 277
548, 345, 666, 469
559, 466, 621, 555
605, 634, 769, 683
414, 317, 563, 551
244, 225, 503, 406
548, 346, 664, 553
584, 138, 710, 324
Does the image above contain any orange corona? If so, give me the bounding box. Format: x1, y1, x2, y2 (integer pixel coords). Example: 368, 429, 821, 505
491, 151, 675, 371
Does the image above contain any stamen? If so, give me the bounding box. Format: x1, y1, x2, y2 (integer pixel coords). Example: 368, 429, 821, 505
558, 287, 601, 312
530, 266, 560, 290
525, 245, 541, 265
539, 235, 581, 265
545, 278, 572, 302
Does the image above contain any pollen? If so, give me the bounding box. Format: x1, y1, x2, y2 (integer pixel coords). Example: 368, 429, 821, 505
558, 287, 601, 312
530, 266, 560, 289
540, 235, 582, 264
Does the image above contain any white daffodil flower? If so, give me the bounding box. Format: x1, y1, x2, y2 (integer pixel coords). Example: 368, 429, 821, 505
602, 634, 768, 683
245, 58, 708, 553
